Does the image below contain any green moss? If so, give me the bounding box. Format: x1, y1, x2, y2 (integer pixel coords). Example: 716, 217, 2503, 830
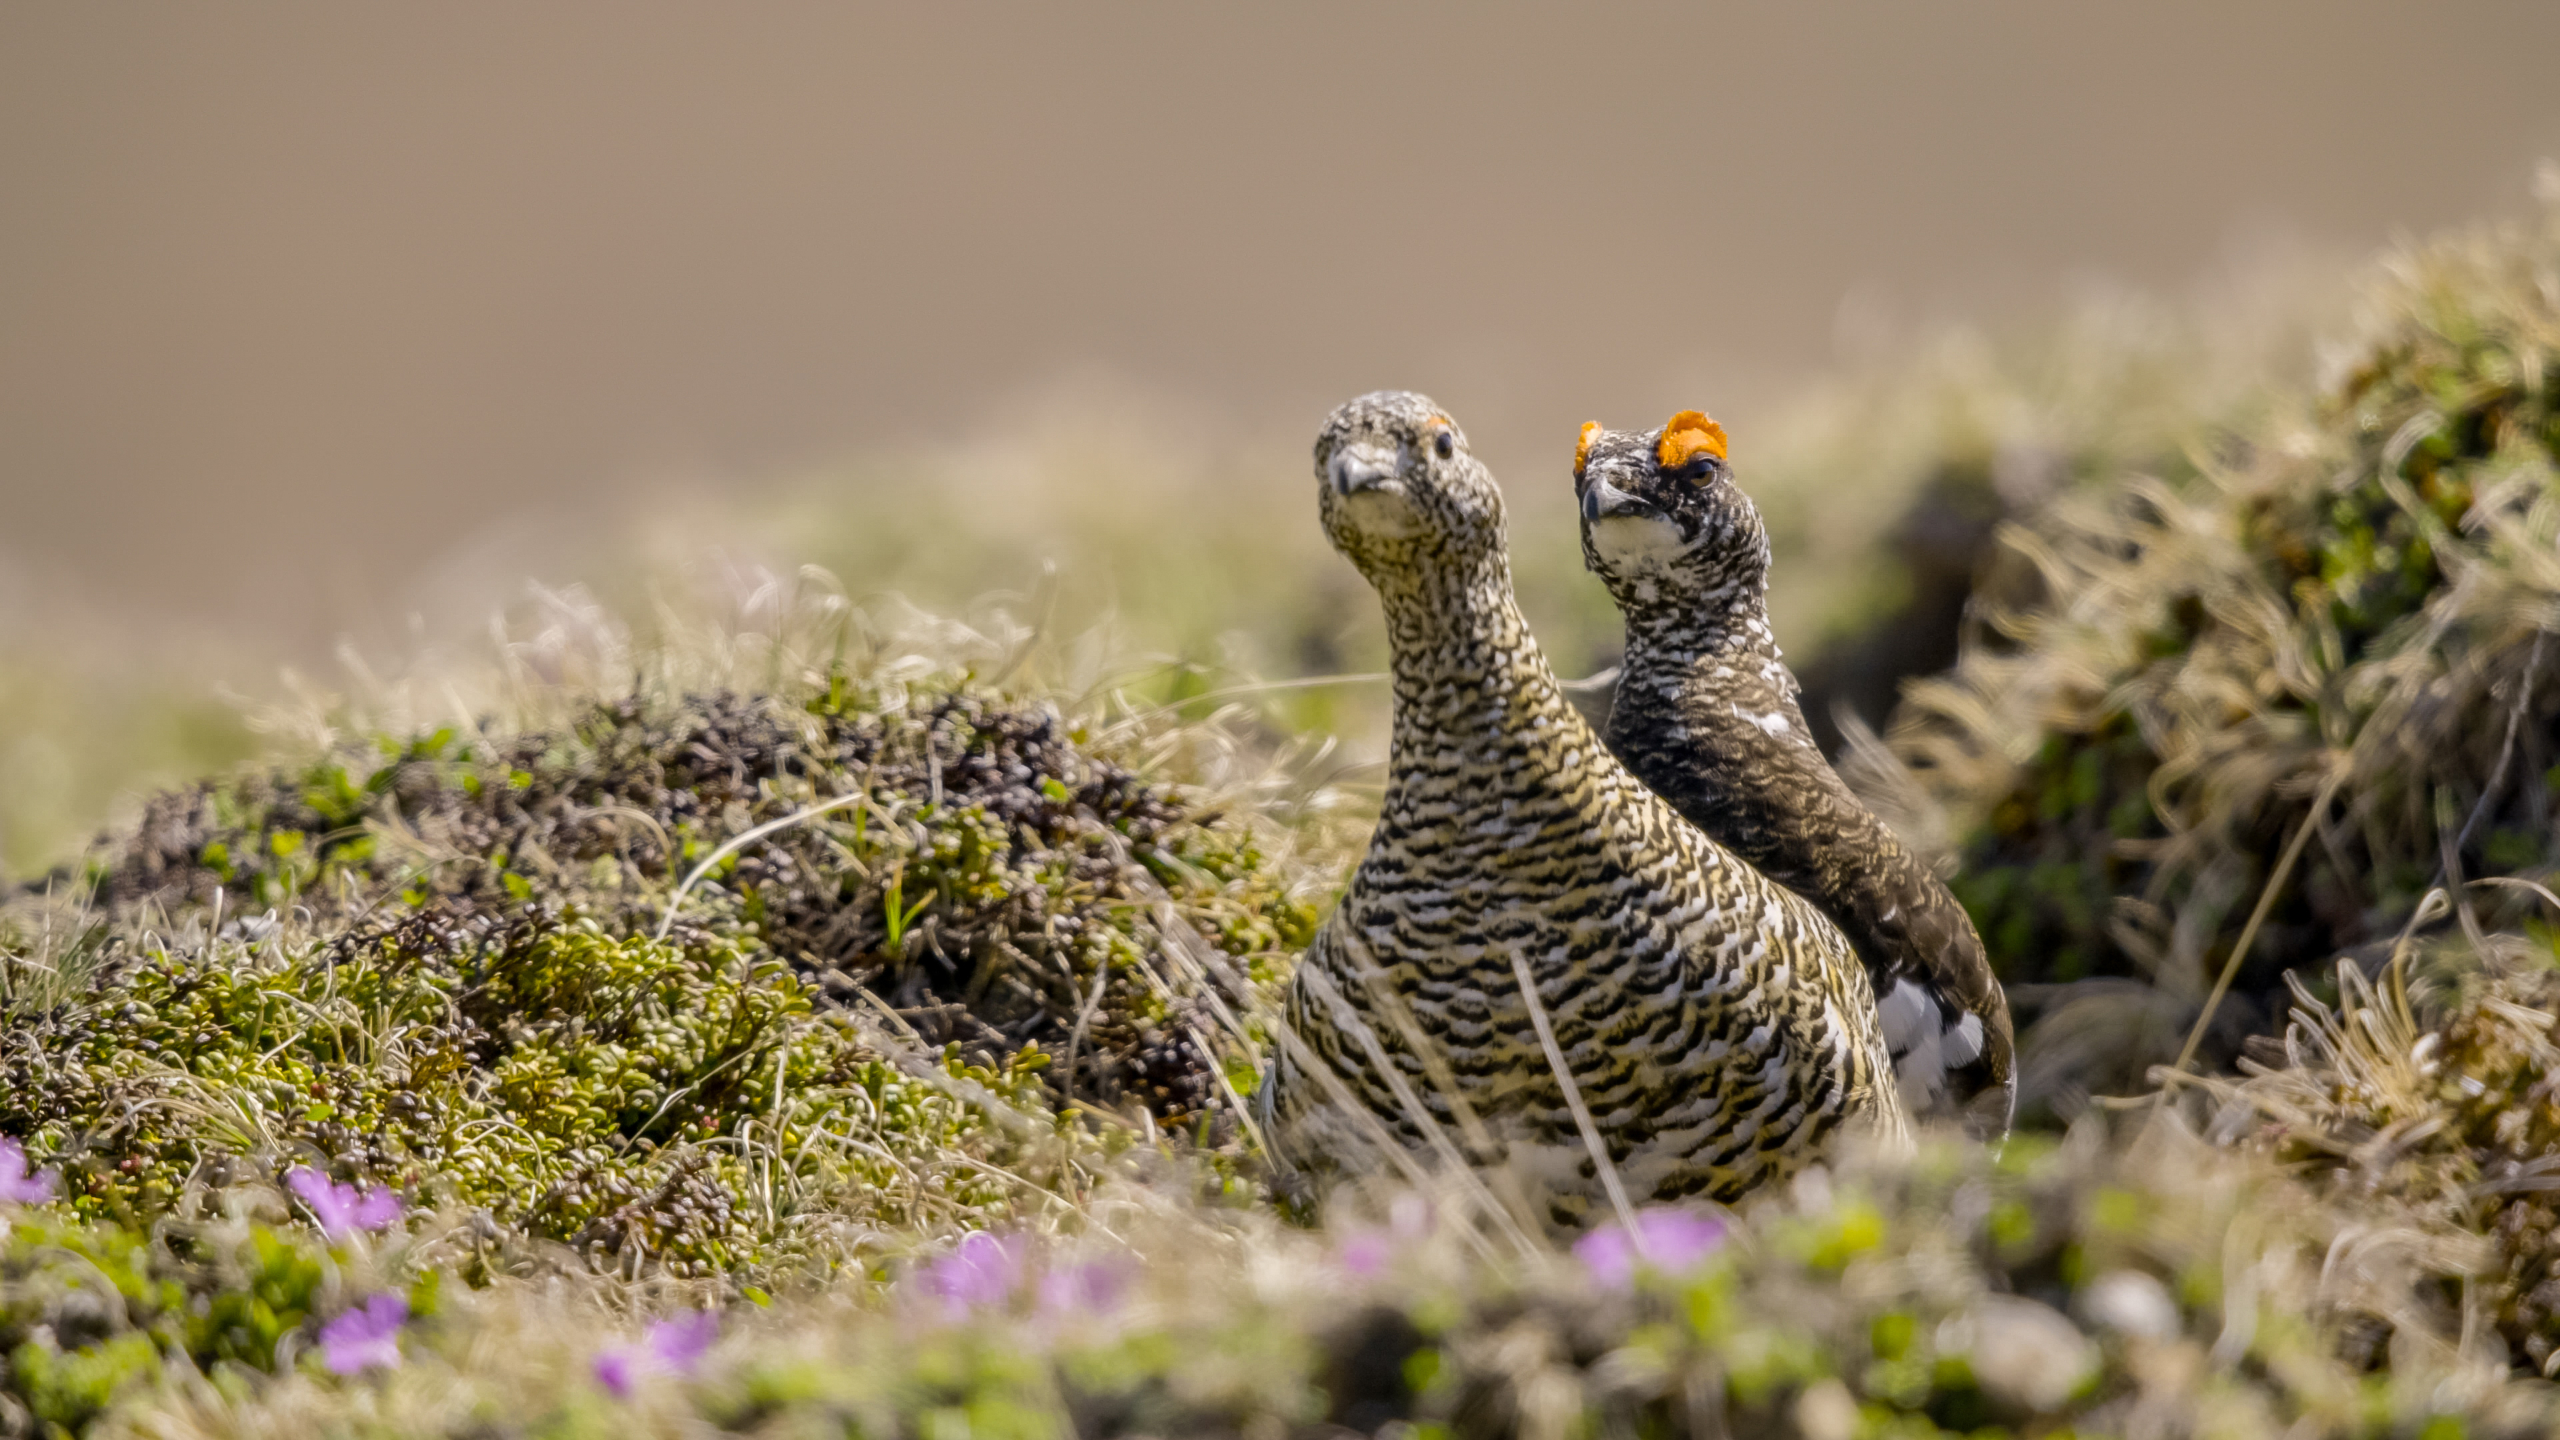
54, 682, 1306, 1129
3, 911, 1051, 1277
1895, 203, 2560, 1091
4, 668, 1331, 1283
0, 1210, 364, 1435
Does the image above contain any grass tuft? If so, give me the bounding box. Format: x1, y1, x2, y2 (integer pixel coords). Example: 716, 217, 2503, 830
1877, 198, 2560, 1120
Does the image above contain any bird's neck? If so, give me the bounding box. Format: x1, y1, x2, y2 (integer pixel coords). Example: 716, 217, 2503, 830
1616, 592, 1790, 711
1374, 552, 1585, 766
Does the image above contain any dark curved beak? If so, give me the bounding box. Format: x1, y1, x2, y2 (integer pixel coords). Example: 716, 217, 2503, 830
1329, 442, 1399, 496
1580, 475, 1654, 523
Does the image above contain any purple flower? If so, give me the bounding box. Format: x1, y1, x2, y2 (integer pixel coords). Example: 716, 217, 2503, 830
594, 1312, 719, 1398
318, 1294, 408, 1375
1336, 1229, 1395, 1277
286, 1168, 403, 1238
592, 1348, 643, 1400
914, 1230, 1026, 1314
0, 1138, 59, 1206
1335, 1193, 1433, 1277
1036, 1258, 1131, 1319
1574, 1207, 1729, 1290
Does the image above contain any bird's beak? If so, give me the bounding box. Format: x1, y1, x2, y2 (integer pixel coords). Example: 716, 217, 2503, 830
1581, 475, 1653, 523
1329, 442, 1399, 496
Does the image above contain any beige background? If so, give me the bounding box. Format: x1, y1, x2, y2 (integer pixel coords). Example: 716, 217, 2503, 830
5, 1, 2559, 661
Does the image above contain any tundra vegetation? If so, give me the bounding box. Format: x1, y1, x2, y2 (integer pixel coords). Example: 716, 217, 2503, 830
6, 202, 2560, 1437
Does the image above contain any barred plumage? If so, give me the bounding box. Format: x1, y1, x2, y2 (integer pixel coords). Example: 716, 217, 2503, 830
1260, 392, 1907, 1213
1573, 412, 2016, 1137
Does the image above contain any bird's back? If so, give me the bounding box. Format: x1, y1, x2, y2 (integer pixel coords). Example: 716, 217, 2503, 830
1603, 660, 2016, 1137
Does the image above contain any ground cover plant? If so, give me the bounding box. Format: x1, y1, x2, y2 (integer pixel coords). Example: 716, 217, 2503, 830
7, 205, 2560, 1436
2205, 932, 2560, 1377
7, 1081, 2558, 1438
1877, 198, 2560, 1122
3, 590, 1346, 1286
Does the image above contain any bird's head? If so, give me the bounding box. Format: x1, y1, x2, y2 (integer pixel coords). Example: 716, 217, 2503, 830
1315, 391, 1504, 582
1572, 409, 1769, 611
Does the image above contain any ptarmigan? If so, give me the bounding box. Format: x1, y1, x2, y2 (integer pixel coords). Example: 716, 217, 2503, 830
1259, 391, 1907, 1213
1573, 410, 2015, 1137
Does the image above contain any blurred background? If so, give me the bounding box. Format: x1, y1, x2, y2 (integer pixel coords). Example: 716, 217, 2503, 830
6, 1, 2560, 872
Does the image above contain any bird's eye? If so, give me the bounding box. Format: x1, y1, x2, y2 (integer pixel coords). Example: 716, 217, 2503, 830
1432, 429, 1456, 460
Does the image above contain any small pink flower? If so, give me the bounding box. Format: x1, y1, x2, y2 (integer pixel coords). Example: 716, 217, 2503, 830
594, 1312, 719, 1398
318, 1295, 408, 1374
1334, 1192, 1433, 1277
1036, 1258, 1131, 1318
913, 1231, 1025, 1314
1575, 1207, 1728, 1290
0, 1139, 58, 1205
1336, 1229, 1395, 1277
286, 1168, 403, 1239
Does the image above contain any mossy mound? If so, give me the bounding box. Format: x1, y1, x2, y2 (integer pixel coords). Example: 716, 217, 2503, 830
1759, 285, 2317, 753
1889, 204, 2560, 1111
2, 908, 1051, 1278
3, 655, 1328, 1279
58, 682, 1315, 1123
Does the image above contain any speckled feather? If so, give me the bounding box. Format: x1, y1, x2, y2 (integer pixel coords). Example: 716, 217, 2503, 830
1261, 392, 1908, 1212
1573, 415, 2016, 1138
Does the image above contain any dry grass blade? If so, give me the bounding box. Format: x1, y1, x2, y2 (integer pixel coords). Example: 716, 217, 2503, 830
2160, 769, 2344, 1090
1508, 949, 1642, 1238
1292, 965, 1539, 1256
652, 791, 872, 942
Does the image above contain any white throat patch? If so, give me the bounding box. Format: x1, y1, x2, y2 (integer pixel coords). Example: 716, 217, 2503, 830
1589, 513, 1694, 578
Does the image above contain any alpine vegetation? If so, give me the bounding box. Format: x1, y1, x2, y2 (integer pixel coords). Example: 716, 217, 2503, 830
7, 202, 2560, 1437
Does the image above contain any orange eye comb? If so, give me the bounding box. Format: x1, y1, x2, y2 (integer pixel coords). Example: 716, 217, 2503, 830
1655, 410, 1728, 470
1573, 421, 1602, 478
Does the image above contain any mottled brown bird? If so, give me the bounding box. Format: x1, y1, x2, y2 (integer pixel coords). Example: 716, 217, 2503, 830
1259, 391, 1907, 1213
1573, 411, 2015, 1137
